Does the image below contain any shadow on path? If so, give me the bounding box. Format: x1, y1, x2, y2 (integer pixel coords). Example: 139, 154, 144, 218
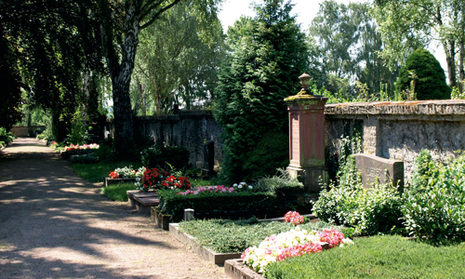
0, 138, 224, 279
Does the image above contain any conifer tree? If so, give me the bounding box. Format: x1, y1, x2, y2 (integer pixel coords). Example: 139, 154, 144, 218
395, 48, 451, 100
214, 0, 309, 182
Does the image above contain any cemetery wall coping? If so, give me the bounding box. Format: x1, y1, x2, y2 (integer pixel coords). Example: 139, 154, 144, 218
325, 100, 465, 121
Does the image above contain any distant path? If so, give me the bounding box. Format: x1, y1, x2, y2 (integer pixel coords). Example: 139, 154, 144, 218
0, 138, 225, 279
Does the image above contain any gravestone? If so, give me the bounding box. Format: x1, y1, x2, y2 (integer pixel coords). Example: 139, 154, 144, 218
352, 153, 404, 190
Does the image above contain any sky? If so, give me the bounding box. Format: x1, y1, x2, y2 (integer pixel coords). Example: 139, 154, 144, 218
218, 0, 357, 32
217, 0, 447, 74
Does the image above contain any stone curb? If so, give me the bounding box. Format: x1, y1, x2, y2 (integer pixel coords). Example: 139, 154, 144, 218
169, 223, 242, 265
104, 177, 137, 187
224, 259, 266, 279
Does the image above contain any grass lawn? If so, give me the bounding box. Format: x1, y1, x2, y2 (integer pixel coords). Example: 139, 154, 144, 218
71, 160, 141, 182
179, 219, 349, 253
266, 235, 465, 279
101, 183, 137, 201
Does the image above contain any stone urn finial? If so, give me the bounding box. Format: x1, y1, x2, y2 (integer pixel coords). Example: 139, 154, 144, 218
298, 73, 312, 95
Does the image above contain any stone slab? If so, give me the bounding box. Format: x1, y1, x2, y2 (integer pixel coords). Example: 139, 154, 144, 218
169, 223, 242, 266
133, 192, 158, 198
352, 153, 404, 189
134, 196, 159, 216
126, 190, 140, 208
104, 177, 137, 187
224, 259, 266, 279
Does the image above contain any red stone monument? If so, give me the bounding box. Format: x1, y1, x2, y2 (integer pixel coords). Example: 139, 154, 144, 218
284, 73, 328, 192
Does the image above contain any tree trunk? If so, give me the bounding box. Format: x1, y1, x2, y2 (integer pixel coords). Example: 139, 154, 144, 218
51, 109, 67, 142
460, 38, 464, 94
137, 78, 147, 116
111, 2, 140, 158
443, 40, 457, 88
153, 77, 162, 115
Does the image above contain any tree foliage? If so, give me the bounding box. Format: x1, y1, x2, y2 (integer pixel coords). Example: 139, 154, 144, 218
0, 33, 22, 129
396, 48, 451, 100
373, 0, 465, 89
309, 0, 397, 99
0, 0, 103, 141
132, 1, 224, 115
214, 0, 309, 182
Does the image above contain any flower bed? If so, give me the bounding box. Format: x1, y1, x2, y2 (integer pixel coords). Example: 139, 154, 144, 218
105, 166, 146, 187
60, 143, 99, 159
242, 227, 353, 275
178, 219, 350, 254
109, 166, 146, 179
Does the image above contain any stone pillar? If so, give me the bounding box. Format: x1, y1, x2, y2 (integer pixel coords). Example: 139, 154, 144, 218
284, 73, 328, 192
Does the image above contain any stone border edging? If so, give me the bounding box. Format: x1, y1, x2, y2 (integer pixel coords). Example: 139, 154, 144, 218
104, 177, 137, 187
169, 223, 242, 265
224, 259, 266, 279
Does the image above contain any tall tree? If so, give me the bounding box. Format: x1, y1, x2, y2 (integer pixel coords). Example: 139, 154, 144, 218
309, 0, 397, 97
214, 0, 309, 182
0, 31, 22, 129
373, 0, 465, 89
132, 1, 224, 115
94, 0, 219, 157
1, 1, 99, 141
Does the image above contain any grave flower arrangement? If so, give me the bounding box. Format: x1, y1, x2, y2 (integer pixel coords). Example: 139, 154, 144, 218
176, 185, 235, 196
161, 175, 191, 190
63, 143, 99, 152
232, 181, 254, 191
60, 143, 100, 159
109, 166, 146, 179
284, 211, 305, 225
140, 168, 169, 191
241, 227, 353, 275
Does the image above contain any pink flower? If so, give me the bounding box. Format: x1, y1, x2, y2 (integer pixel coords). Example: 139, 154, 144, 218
284, 211, 305, 225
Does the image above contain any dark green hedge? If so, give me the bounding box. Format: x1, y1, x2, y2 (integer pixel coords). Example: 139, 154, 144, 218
156, 188, 309, 222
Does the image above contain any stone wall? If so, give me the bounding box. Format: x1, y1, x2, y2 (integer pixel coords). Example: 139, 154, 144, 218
10, 126, 46, 137
325, 100, 465, 178
133, 111, 223, 170
132, 101, 465, 179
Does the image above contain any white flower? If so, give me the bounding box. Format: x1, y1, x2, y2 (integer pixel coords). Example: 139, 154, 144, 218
238, 184, 243, 189
233, 183, 238, 187
248, 185, 253, 189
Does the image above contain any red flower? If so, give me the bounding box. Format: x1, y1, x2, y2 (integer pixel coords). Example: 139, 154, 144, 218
109, 171, 119, 179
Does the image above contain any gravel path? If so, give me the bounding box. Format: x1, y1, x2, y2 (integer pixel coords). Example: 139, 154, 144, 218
0, 138, 226, 279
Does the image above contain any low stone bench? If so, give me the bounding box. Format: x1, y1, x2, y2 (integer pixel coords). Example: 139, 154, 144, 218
104, 177, 137, 187
126, 190, 159, 216
134, 196, 160, 216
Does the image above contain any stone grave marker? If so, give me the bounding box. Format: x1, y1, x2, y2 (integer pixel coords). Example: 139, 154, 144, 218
352, 153, 404, 190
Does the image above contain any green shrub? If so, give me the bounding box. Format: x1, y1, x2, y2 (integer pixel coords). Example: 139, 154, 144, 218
241, 132, 289, 181
313, 158, 403, 235
179, 219, 349, 253
0, 127, 14, 147
402, 150, 465, 244
395, 48, 451, 100
157, 189, 274, 221
141, 143, 190, 170
256, 169, 308, 211
265, 235, 465, 279
66, 109, 89, 145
